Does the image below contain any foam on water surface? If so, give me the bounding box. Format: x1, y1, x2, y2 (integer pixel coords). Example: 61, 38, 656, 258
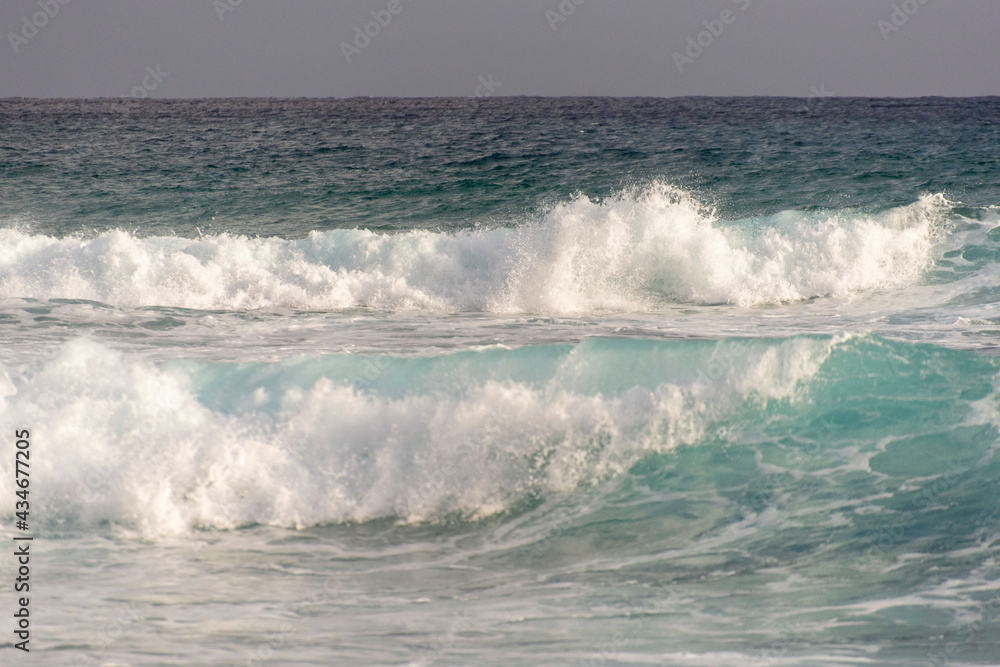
0, 186, 957, 313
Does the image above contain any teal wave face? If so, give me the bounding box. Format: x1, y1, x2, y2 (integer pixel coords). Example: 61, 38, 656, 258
3, 334, 995, 535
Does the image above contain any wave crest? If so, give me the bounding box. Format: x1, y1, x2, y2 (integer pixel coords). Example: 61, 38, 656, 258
0, 185, 947, 312
0, 336, 841, 536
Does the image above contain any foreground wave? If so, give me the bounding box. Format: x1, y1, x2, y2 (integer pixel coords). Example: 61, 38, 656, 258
0, 185, 959, 313
2, 334, 996, 537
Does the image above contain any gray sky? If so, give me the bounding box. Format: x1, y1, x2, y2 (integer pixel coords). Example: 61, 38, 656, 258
0, 0, 997, 98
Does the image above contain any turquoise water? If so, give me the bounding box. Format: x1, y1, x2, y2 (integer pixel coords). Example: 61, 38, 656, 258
1, 98, 1000, 664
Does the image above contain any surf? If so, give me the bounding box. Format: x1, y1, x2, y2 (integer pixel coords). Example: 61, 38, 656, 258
0, 184, 961, 314
3, 333, 996, 538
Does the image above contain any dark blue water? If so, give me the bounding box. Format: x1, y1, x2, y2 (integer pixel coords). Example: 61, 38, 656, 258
3, 97, 999, 237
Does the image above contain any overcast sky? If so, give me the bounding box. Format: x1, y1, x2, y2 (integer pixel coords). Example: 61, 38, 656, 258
0, 0, 996, 98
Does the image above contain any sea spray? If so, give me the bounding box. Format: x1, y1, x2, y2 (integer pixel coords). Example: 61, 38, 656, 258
0, 186, 948, 313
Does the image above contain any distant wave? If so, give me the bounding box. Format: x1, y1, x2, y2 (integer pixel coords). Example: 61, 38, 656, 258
0, 185, 957, 312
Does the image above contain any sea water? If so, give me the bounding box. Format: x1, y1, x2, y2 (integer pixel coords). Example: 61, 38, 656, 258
1, 97, 999, 665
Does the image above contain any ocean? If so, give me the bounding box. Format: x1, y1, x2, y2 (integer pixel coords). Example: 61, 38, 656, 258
1, 97, 999, 665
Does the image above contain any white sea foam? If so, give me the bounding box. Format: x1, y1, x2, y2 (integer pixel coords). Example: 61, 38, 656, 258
0, 185, 949, 313
0, 336, 839, 536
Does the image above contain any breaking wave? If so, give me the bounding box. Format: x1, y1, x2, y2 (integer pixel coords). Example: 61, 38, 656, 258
0, 185, 951, 313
